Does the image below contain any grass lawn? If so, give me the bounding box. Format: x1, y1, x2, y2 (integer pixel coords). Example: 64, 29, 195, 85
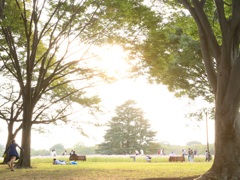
0, 156, 212, 180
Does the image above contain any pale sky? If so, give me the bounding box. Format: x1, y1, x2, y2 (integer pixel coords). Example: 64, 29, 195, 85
0, 77, 215, 150
0, 46, 215, 150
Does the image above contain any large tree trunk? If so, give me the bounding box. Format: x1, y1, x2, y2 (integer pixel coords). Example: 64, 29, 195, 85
195, 73, 240, 179
195, 115, 240, 179
187, 0, 240, 177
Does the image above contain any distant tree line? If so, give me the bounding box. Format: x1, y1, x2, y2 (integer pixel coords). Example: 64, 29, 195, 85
0, 142, 214, 157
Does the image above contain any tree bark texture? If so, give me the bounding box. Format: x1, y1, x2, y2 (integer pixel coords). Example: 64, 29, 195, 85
178, 0, 240, 179
15, 121, 32, 168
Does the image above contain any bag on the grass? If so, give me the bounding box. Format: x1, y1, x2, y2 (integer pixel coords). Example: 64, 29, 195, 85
70, 161, 78, 165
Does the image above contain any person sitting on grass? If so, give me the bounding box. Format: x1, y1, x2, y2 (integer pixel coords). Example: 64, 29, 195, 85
53, 158, 67, 165
146, 155, 152, 162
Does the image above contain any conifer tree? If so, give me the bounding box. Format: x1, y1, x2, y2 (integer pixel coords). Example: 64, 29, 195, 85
97, 100, 156, 155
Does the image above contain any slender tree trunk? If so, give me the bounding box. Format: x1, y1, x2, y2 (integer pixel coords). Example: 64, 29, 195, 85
3, 121, 22, 164
15, 112, 32, 168
16, 123, 31, 168
15, 85, 33, 168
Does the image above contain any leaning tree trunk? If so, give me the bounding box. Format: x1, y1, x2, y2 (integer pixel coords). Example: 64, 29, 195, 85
3, 121, 22, 164
2, 123, 16, 164
3, 138, 14, 164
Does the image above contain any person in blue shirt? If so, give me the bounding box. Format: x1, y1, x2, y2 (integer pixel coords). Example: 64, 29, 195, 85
4, 139, 24, 171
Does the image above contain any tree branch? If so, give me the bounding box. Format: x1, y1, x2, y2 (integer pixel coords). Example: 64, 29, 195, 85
178, 0, 218, 94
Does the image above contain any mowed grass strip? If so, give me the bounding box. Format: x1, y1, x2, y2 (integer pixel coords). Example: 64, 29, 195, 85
0, 156, 212, 180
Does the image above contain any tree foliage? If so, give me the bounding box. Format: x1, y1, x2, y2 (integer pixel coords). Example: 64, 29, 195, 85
139, 1, 240, 179
0, 0, 161, 167
97, 100, 156, 155
136, 4, 212, 102
0, 0, 104, 166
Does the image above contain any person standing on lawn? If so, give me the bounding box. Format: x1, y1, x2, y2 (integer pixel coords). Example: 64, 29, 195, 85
4, 139, 24, 171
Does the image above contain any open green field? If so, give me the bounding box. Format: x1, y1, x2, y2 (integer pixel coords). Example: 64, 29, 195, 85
0, 156, 212, 180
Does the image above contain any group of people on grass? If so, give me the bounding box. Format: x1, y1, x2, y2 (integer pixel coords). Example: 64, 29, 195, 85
50, 149, 75, 156
2, 140, 212, 171
181, 148, 211, 162
51, 150, 77, 165
50, 149, 76, 157
2, 139, 79, 171
187, 148, 195, 162
134, 149, 152, 162
53, 158, 78, 165
179, 148, 198, 162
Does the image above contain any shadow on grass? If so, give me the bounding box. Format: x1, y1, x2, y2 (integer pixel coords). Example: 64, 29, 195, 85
141, 176, 199, 180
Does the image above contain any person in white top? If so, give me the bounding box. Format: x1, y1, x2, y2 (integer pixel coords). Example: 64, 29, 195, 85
169, 152, 175, 157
